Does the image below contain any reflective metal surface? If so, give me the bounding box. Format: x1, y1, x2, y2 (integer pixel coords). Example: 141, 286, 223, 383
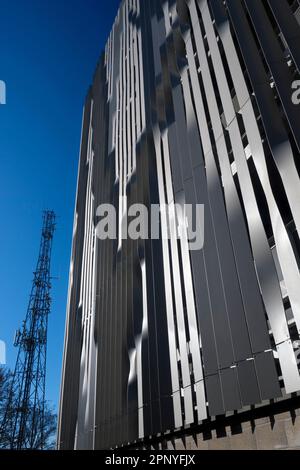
58, 0, 300, 449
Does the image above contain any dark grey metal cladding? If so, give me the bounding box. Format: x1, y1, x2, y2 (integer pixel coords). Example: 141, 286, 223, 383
187, 0, 254, 365
140, 0, 176, 436
197, 0, 271, 355
220, 367, 242, 412
243, 0, 300, 152
192, 166, 242, 414
183, 176, 219, 376
254, 351, 281, 401
183, 3, 263, 411
93, 64, 118, 448
205, 374, 225, 417
138, 133, 162, 437
150, 0, 205, 423
58, 0, 300, 450
224, 2, 300, 382
237, 359, 260, 407
208, 0, 299, 395
162, 3, 238, 384
150, 9, 185, 430
58, 92, 93, 450
182, 0, 282, 408
266, 0, 300, 72
148, 2, 193, 428
226, 0, 300, 239
206, 0, 276, 346
193, 182, 235, 371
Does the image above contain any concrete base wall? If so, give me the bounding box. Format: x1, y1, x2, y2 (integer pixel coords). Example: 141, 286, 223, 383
128, 398, 300, 451
168, 409, 300, 450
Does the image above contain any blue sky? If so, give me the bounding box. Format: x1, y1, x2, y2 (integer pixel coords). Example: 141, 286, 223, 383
0, 0, 121, 412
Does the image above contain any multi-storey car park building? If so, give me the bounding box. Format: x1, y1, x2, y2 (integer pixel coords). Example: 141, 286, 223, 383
58, 0, 300, 450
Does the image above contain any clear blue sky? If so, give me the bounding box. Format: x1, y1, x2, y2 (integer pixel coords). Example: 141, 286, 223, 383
0, 0, 121, 412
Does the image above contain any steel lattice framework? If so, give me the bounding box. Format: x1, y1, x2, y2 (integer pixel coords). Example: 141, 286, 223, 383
0, 211, 56, 449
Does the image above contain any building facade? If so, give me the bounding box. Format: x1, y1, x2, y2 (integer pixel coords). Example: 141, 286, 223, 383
58, 0, 300, 450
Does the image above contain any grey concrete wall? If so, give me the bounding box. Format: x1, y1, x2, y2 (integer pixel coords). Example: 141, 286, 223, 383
165, 408, 300, 450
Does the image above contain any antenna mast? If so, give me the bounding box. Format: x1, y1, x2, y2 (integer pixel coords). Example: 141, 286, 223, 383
0, 211, 56, 449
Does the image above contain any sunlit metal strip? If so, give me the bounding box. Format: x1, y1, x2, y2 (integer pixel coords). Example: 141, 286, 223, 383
176, 189, 207, 420
153, 126, 182, 429
135, 258, 148, 439
162, 101, 194, 423
167, 196, 194, 424
164, 161, 193, 418
174, 65, 207, 420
